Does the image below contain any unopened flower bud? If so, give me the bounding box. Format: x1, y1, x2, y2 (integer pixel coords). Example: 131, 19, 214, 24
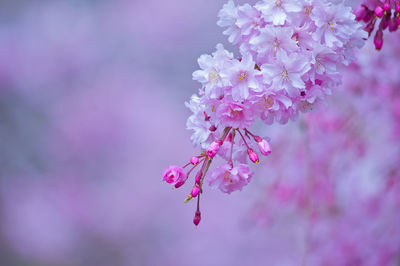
193, 210, 201, 226
174, 181, 184, 188
383, 2, 390, 12
354, 5, 368, 21
195, 171, 203, 185
254, 136, 272, 156
374, 29, 383, 50
207, 140, 222, 158
162, 165, 187, 185
396, 0, 400, 12
247, 148, 259, 164
191, 185, 201, 197
375, 6, 384, 18
190, 156, 200, 165
389, 17, 398, 31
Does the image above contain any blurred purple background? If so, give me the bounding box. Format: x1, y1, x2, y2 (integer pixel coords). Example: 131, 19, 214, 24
0, 1, 277, 265
0, 1, 399, 266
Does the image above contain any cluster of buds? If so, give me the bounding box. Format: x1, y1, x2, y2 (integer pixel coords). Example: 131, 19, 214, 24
355, 0, 400, 50
162, 127, 271, 226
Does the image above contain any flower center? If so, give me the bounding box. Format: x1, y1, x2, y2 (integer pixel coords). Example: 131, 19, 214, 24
230, 109, 241, 117
281, 69, 289, 80
316, 56, 327, 72
328, 20, 336, 31
305, 6, 312, 15
239, 71, 248, 81
208, 71, 219, 83
273, 39, 280, 54
224, 172, 233, 183
264, 96, 274, 108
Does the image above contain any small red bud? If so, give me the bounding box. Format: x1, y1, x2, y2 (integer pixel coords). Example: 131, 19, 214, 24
375, 6, 384, 18
190, 156, 199, 165
191, 185, 200, 197
374, 29, 384, 50
247, 148, 260, 164
193, 210, 201, 226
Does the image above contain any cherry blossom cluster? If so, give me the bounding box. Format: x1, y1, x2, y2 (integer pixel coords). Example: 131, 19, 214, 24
355, 0, 400, 50
163, 0, 365, 226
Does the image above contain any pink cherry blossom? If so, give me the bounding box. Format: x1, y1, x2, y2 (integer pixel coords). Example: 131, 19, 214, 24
250, 26, 298, 60
256, 0, 302, 26
209, 163, 253, 194
162, 166, 187, 185
261, 51, 311, 97
215, 101, 255, 129
165, 0, 366, 225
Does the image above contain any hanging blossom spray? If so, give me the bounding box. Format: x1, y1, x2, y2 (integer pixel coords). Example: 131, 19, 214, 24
355, 0, 400, 50
162, 0, 365, 226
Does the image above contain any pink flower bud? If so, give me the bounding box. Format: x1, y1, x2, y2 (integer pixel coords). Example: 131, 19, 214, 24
162, 165, 187, 185
381, 14, 390, 30
375, 6, 384, 18
389, 17, 398, 31
247, 148, 259, 164
396, 0, 400, 12
363, 9, 374, 23
174, 181, 184, 188
190, 156, 200, 165
254, 136, 272, 156
193, 210, 201, 226
354, 5, 368, 21
195, 171, 203, 185
207, 140, 222, 158
374, 29, 383, 50
383, 2, 390, 12
209, 125, 217, 132
191, 185, 201, 197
